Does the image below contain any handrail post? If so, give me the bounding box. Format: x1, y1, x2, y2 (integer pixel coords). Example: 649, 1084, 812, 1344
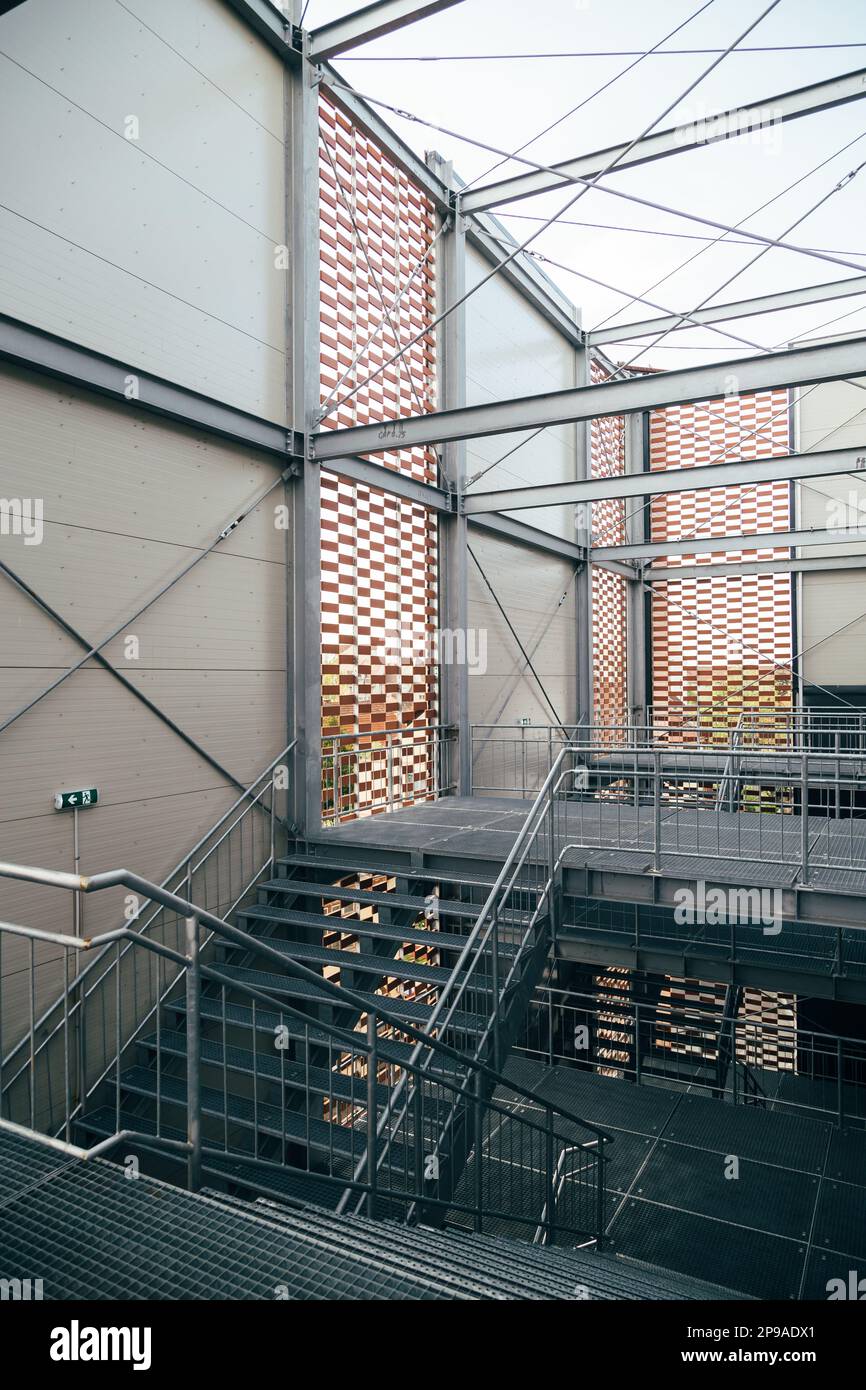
545, 1107, 556, 1247
596, 1142, 606, 1249
652, 750, 662, 872
366, 1013, 378, 1218
491, 928, 501, 1072
185, 914, 202, 1193
473, 1069, 483, 1233
800, 752, 810, 884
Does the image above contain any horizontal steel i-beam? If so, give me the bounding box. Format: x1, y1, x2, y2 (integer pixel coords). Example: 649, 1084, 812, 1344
309, 0, 465, 62
594, 523, 866, 562
589, 276, 866, 348
311, 335, 866, 462
647, 553, 866, 580
461, 66, 866, 214
466, 445, 866, 514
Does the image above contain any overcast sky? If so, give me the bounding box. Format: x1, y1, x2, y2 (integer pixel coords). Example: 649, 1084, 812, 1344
299, 0, 866, 370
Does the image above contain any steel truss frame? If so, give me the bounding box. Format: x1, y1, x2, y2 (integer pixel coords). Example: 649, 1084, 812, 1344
5, 0, 866, 834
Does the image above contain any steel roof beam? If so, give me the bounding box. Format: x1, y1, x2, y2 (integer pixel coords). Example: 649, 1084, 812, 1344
461, 66, 866, 214
465, 445, 866, 514
589, 276, 866, 347
311, 335, 866, 461
309, 0, 465, 63
646, 553, 866, 580
594, 523, 866, 561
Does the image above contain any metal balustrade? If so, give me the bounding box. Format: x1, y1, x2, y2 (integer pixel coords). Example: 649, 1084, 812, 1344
0, 744, 295, 1138
516, 984, 866, 1129
323, 724, 457, 821
0, 843, 611, 1246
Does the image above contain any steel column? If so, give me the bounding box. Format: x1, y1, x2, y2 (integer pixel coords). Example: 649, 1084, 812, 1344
624, 411, 648, 728
431, 156, 471, 795
575, 343, 593, 726
289, 19, 323, 834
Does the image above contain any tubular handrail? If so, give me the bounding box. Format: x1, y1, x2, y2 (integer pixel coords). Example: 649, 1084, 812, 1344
0, 742, 296, 1083
0, 861, 612, 1150
339, 744, 574, 1216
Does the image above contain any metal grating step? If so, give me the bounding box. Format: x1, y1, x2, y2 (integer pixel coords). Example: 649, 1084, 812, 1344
211, 964, 483, 1033
170, 997, 466, 1077
259, 881, 494, 920
115, 1066, 419, 1165
230, 937, 491, 990
139, 1030, 396, 1107
277, 853, 504, 890
239, 901, 524, 950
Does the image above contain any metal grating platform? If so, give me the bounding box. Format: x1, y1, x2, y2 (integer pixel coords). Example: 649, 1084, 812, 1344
0, 1126, 737, 1301
483, 1055, 866, 1300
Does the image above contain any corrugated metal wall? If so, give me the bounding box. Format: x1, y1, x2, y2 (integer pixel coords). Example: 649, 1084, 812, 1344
464, 244, 581, 736
0, 367, 289, 1034
795, 371, 866, 691
0, 0, 291, 1047
0, 0, 288, 420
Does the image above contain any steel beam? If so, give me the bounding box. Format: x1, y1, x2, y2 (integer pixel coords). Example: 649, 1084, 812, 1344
289, 23, 323, 835
469, 512, 584, 564
309, 0, 465, 62
595, 523, 866, 561
311, 336, 866, 460
461, 66, 866, 214
431, 154, 471, 796
466, 444, 866, 515
646, 553, 866, 580
321, 454, 452, 511
589, 276, 866, 347
220, 0, 301, 62
0, 314, 298, 460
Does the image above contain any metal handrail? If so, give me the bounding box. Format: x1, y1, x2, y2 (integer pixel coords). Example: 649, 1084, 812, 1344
0, 862, 611, 1240
0, 742, 296, 1107
0, 864, 612, 1136
340, 745, 573, 1216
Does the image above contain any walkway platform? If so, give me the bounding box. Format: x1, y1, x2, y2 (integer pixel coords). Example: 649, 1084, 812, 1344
0, 1126, 739, 1301
486, 1056, 866, 1301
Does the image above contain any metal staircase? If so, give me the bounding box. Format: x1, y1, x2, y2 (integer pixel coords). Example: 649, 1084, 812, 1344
0, 751, 612, 1248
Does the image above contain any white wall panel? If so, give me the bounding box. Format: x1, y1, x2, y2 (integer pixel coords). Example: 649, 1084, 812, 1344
0, 0, 287, 419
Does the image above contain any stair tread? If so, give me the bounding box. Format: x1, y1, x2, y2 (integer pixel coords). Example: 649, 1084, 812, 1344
238, 902, 494, 952
228, 937, 490, 989
172, 998, 466, 1075
140, 1031, 395, 1105
118, 1065, 418, 1160
278, 853, 504, 889
75, 1109, 347, 1209
213, 964, 483, 1032
259, 881, 490, 921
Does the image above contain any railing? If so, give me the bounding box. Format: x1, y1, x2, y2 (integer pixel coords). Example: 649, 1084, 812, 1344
344, 749, 570, 1220
0, 858, 611, 1246
516, 984, 866, 1129
470, 715, 866, 795
549, 742, 866, 884
0, 744, 294, 1136
322, 724, 457, 822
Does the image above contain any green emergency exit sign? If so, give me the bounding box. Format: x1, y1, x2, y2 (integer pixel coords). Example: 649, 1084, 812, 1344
54, 788, 98, 810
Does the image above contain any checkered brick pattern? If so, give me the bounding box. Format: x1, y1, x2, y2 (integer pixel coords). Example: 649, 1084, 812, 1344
648, 390, 794, 722
590, 357, 628, 726
318, 95, 438, 819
